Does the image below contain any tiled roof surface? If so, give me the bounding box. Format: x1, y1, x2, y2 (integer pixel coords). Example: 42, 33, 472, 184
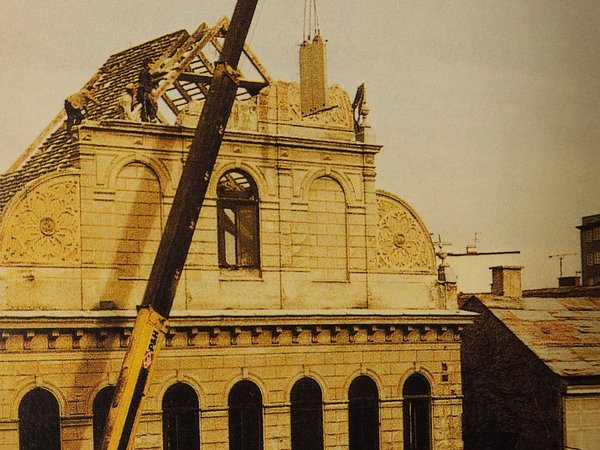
0, 30, 188, 214
476, 294, 600, 378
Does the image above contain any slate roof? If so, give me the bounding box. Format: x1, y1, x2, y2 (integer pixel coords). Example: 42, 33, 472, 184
0, 19, 271, 215
470, 294, 600, 378
0, 30, 186, 214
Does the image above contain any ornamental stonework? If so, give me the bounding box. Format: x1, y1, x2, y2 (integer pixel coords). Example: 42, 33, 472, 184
376, 191, 436, 274
0, 174, 80, 264
265, 81, 354, 129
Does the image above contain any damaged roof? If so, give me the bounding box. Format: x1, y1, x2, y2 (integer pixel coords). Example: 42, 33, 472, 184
0, 18, 270, 215
469, 294, 600, 378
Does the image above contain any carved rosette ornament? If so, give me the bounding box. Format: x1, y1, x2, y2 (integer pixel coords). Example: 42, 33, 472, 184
376, 191, 435, 274
1, 174, 80, 264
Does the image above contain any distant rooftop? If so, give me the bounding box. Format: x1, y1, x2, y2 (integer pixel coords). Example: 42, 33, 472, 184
461, 292, 600, 379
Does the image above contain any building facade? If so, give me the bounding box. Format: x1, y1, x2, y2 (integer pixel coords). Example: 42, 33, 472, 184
0, 20, 471, 449
460, 267, 600, 450
578, 214, 600, 287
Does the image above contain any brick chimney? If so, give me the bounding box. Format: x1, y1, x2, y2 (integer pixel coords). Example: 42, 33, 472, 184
490, 266, 523, 297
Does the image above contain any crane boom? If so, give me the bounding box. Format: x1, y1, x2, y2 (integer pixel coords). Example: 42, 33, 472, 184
101, 2, 259, 448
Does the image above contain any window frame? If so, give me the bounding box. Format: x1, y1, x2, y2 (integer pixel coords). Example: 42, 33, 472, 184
217, 170, 261, 271
290, 378, 324, 450
403, 374, 432, 450
162, 382, 200, 450
19, 387, 61, 450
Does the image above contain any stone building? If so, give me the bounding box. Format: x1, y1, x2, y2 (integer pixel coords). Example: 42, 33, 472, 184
0, 19, 472, 449
578, 214, 600, 287
460, 266, 600, 450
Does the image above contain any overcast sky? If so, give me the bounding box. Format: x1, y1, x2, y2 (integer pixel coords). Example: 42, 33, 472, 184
1, 0, 598, 291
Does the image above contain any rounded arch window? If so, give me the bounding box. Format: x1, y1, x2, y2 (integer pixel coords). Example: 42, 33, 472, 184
290, 377, 324, 450
19, 387, 61, 450
93, 385, 115, 450
348, 375, 379, 450
217, 170, 260, 269
162, 382, 200, 450
403, 373, 432, 450
228, 380, 263, 450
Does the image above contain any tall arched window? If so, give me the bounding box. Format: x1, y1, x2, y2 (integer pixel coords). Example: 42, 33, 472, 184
162, 383, 200, 450
228, 380, 263, 450
403, 374, 432, 450
19, 387, 61, 450
348, 376, 379, 450
217, 170, 260, 270
308, 176, 348, 280
93, 385, 115, 450
291, 378, 324, 450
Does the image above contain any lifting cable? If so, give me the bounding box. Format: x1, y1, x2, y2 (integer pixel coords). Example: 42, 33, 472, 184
303, 0, 321, 41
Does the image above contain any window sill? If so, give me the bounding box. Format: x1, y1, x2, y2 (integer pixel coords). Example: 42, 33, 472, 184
219, 267, 262, 281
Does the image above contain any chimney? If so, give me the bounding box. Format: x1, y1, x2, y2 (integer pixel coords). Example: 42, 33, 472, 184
490, 266, 523, 297
299, 34, 328, 116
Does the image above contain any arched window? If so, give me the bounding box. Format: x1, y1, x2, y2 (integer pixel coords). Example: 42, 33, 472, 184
93, 385, 115, 450
308, 176, 347, 280
348, 376, 379, 450
403, 374, 432, 450
162, 383, 200, 450
290, 378, 324, 450
217, 170, 260, 270
19, 387, 61, 450
228, 380, 263, 450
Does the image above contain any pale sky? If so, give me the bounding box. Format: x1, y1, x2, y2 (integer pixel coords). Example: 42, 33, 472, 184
1, 1, 598, 291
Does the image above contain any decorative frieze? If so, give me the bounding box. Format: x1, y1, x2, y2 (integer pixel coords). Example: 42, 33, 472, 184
0, 321, 464, 353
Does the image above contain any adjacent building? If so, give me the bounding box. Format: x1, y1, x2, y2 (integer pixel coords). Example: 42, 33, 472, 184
578, 214, 600, 287
0, 18, 471, 449
460, 266, 600, 450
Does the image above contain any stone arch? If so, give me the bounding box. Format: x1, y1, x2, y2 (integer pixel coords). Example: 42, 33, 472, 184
11, 379, 67, 420
86, 379, 114, 414
398, 367, 437, 398
153, 374, 206, 412
209, 161, 270, 200
299, 168, 357, 205
105, 154, 171, 194
342, 369, 384, 402
223, 372, 269, 408
285, 370, 330, 403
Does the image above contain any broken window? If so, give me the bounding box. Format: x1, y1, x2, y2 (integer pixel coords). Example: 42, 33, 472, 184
162, 383, 200, 450
217, 170, 260, 269
228, 380, 263, 450
348, 375, 380, 450
291, 378, 324, 450
93, 385, 115, 450
403, 373, 432, 450
19, 387, 61, 450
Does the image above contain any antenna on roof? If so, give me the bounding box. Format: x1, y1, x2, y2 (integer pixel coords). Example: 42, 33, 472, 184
549, 253, 577, 277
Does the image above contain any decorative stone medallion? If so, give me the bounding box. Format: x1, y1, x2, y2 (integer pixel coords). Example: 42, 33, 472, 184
376, 191, 435, 274
0, 174, 81, 264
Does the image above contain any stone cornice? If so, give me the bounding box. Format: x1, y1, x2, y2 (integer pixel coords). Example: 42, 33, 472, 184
78, 122, 382, 156
0, 309, 474, 351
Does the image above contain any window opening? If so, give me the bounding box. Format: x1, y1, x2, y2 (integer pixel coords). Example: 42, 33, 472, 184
19, 387, 61, 450
348, 375, 379, 450
228, 380, 263, 450
93, 386, 115, 450
217, 170, 260, 269
162, 383, 200, 450
291, 378, 324, 450
403, 373, 432, 450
